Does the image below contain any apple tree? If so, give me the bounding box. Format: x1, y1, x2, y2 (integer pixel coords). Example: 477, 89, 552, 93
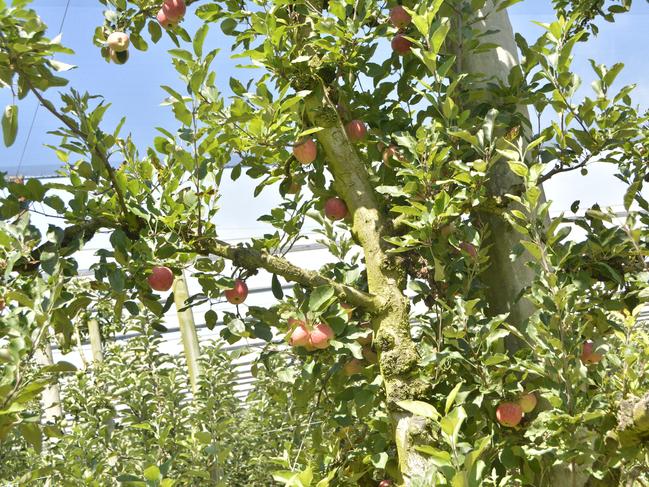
1, 0, 649, 485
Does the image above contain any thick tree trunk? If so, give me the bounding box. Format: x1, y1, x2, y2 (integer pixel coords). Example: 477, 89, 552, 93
460, 0, 537, 329
173, 272, 202, 396
306, 99, 430, 485
462, 3, 592, 487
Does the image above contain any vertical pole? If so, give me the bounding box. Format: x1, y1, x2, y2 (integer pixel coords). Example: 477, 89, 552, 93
34, 341, 63, 422
88, 319, 103, 363
173, 272, 201, 395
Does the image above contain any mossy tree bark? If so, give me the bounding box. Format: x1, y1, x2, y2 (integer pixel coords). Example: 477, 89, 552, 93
305, 99, 429, 484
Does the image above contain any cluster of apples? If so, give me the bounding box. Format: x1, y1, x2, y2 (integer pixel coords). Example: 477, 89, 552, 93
389, 5, 413, 55
106, 31, 130, 65
288, 319, 335, 350
290, 119, 371, 220
496, 392, 537, 428
104, 0, 186, 64
147, 266, 249, 305
496, 343, 604, 428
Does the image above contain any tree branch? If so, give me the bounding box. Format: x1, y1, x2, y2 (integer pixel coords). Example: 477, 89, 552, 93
26, 83, 131, 219
188, 236, 380, 311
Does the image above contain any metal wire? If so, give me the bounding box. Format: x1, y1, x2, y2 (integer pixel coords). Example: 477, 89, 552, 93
15, 0, 72, 176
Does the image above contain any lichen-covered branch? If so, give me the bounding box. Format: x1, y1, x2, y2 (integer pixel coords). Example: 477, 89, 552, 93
189, 236, 380, 311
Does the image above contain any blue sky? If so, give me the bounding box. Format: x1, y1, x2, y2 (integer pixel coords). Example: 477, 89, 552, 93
2, 0, 649, 181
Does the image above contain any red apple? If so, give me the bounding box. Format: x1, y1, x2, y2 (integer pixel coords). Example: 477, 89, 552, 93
157, 9, 176, 28
106, 32, 129, 52
309, 323, 335, 349
459, 241, 478, 259
293, 138, 317, 165
162, 0, 186, 21
147, 266, 174, 292
379, 481, 393, 487
391, 34, 412, 55
518, 393, 537, 413
324, 197, 348, 221
581, 340, 603, 364
0, 297, 5, 311
343, 358, 364, 376
109, 49, 129, 65
224, 279, 248, 305
382, 145, 403, 166
496, 402, 523, 427
389, 5, 411, 29
289, 321, 310, 347
345, 120, 367, 142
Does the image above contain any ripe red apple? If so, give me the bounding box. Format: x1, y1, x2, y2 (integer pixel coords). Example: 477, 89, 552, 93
107, 32, 129, 52
379, 481, 393, 487
224, 279, 248, 305
162, 0, 186, 21
147, 266, 174, 292
496, 402, 523, 427
343, 358, 364, 376
289, 321, 310, 347
391, 34, 412, 55
345, 120, 367, 142
382, 145, 403, 166
157, 9, 176, 28
293, 138, 317, 164
581, 340, 603, 364
309, 323, 334, 349
389, 5, 411, 29
109, 49, 129, 65
0, 297, 5, 311
324, 197, 348, 221
518, 393, 537, 413
459, 241, 478, 259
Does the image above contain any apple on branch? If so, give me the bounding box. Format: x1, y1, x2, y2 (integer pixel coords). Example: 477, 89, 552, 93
147, 266, 174, 292
224, 279, 248, 305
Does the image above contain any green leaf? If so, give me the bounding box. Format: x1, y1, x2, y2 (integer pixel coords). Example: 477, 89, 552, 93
2, 105, 18, 147
271, 274, 284, 299
440, 406, 467, 445
397, 400, 440, 419
143, 465, 161, 481
445, 382, 463, 414
308, 286, 335, 312
19, 423, 42, 453
193, 24, 209, 57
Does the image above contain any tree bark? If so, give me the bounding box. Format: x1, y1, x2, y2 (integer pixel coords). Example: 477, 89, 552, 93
305, 98, 429, 485
460, 0, 537, 329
